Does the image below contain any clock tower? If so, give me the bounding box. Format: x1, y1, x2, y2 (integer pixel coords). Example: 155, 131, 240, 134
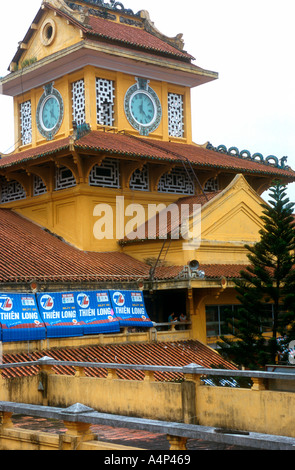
1, 0, 217, 150
0, 0, 294, 344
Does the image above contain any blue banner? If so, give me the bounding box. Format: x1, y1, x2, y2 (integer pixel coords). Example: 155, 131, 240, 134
74, 291, 120, 334
0, 293, 46, 342
36, 292, 84, 338
109, 290, 153, 328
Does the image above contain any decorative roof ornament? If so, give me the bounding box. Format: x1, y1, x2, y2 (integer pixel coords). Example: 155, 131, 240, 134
206, 142, 290, 170
71, 0, 139, 16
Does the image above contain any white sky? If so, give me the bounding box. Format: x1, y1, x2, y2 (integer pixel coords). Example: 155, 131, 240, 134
0, 0, 294, 201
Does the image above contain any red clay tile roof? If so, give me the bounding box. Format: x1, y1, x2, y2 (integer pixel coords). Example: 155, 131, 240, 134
0, 137, 70, 168
1, 340, 237, 380
11, 3, 193, 66
0, 209, 247, 284
0, 209, 150, 283
200, 264, 246, 279
84, 15, 194, 61
76, 132, 295, 178
122, 193, 220, 244
1, 131, 294, 180
42, 2, 194, 62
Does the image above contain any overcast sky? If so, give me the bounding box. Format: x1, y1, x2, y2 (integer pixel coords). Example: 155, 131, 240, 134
0, 0, 294, 201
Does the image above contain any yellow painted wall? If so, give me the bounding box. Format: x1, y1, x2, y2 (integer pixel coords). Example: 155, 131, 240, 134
6, 173, 264, 263
15, 67, 192, 149
1, 371, 294, 439
122, 174, 265, 266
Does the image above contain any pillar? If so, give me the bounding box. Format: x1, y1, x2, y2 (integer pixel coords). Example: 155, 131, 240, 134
167, 435, 188, 450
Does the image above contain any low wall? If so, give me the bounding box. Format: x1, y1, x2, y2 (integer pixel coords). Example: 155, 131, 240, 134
1, 360, 295, 438
1, 323, 191, 355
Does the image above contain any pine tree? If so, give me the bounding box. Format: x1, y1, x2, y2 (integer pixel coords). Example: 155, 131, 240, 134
218, 182, 295, 369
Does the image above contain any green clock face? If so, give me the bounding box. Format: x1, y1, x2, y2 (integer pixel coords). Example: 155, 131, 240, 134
124, 79, 162, 136
130, 92, 156, 126
36, 83, 64, 140
41, 96, 60, 131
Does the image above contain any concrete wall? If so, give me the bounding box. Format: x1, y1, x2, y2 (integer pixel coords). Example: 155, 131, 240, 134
1, 368, 294, 438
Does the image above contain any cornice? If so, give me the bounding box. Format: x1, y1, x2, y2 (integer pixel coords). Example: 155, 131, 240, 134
1, 41, 218, 97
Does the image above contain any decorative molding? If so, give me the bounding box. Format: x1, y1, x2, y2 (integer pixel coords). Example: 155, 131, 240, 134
206, 143, 290, 170
140, 10, 184, 51
65, 0, 139, 18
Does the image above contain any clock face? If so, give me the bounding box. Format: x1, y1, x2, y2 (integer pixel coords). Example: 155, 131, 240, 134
124, 80, 162, 136
130, 92, 156, 126
36, 84, 64, 140
41, 96, 60, 131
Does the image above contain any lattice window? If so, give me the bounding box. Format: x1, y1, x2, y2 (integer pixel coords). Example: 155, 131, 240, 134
96, 78, 115, 126
55, 166, 76, 191
129, 165, 149, 191
0, 177, 26, 203
168, 93, 184, 138
33, 176, 47, 196
20, 100, 32, 146
72, 79, 86, 125
89, 158, 120, 188
158, 167, 194, 195
204, 177, 219, 193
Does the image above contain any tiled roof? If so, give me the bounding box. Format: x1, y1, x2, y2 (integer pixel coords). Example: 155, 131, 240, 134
200, 264, 246, 279
0, 137, 70, 168
1, 340, 237, 380
122, 193, 220, 244
42, 3, 194, 62
0, 209, 150, 283
77, 132, 295, 178
1, 131, 294, 180
84, 15, 194, 61
0, 209, 248, 284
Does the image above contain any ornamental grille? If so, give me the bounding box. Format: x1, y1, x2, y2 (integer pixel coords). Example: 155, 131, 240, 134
55, 166, 77, 191
96, 78, 115, 126
158, 167, 194, 195
89, 158, 120, 188
168, 93, 184, 138
0, 178, 26, 203
129, 165, 149, 191
33, 175, 47, 196
20, 100, 32, 146
72, 79, 86, 126
204, 177, 219, 192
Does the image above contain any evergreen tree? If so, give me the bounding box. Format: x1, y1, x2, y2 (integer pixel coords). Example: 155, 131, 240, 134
218, 182, 295, 369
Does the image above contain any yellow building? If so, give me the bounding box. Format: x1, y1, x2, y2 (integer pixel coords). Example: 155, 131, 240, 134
0, 0, 294, 349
